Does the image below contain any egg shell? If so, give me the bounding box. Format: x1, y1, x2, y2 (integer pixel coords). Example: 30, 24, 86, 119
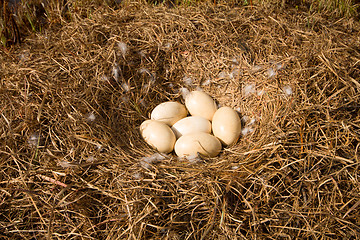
174, 132, 222, 158
151, 101, 188, 126
140, 120, 176, 153
171, 116, 211, 139
212, 107, 241, 146
185, 91, 217, 121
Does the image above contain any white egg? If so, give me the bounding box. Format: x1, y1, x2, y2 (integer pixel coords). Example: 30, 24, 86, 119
171, 116, 211, 139
185, 91, 217, 121
174, 132, 222, 158
212, 107, 241, 146
151, 101, 188, 126
140, 120, 176, 153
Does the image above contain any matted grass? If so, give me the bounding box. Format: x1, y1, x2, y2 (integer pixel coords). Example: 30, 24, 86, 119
1, 1, 360, 239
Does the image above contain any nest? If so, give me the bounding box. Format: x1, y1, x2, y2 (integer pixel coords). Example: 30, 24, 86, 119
1, 1, 360, 239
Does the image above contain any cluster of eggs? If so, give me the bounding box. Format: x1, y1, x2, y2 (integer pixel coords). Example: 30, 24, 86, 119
140, 91, 241, 158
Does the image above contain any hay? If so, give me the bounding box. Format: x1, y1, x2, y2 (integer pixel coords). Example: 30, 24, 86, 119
1, 1, 360, 239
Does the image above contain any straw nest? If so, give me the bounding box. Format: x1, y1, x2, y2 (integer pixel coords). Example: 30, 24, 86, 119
1, 1, 360, 239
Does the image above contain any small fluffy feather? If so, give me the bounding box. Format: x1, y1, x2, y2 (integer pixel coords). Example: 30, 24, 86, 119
283, 85, 293, 96
267, 68, 276, 78
28, 132, 40, 147
183, 76, 193, 85
180, 87, 190, 99
140, 153, 167, 170
118, 42, 128, 57
244, 84, 256, 96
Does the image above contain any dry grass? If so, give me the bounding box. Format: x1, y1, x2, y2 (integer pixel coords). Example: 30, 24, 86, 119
1, 1, 360, 239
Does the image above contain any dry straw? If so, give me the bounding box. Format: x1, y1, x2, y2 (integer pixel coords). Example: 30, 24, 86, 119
1, 1, 360, 239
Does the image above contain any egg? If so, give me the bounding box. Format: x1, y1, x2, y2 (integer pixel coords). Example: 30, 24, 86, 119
212, 107, 241, 146
185, 91, 217, 121
140, 120, 176, 153
151, 101, 188, 126
171, 116, 211, 139
174, 132, 222, 158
